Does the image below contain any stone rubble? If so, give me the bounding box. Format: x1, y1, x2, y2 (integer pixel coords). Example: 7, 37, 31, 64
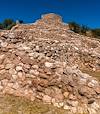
0, 13, 100, 114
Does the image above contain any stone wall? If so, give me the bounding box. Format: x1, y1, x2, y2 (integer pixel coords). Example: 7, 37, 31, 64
11, 13, 69, 31
0, 13, 100, 114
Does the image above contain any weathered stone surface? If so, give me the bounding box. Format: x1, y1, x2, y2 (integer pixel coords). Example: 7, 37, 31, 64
66, 100, 78, 107
0, 54, 5, 64
29, 69, 39, 76
16, 66, 23, 71
78, 86, 96, 98
42, 95, 52, 103
63, 92, 69, 98
45, 62, 53, 68
9, 68, 17, 75
5, 63, 15, 69
63, 105, 71, 110
95, 87, 100, 94
21, 56, 34, 65
0, 13, 100, 114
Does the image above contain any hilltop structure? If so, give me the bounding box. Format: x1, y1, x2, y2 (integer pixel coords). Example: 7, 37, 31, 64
0, 13, 100, 114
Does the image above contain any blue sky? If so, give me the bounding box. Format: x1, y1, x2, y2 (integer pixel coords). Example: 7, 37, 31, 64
0, 0, 100, 28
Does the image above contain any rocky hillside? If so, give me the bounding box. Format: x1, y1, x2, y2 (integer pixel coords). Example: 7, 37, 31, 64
0, 13, 100, 114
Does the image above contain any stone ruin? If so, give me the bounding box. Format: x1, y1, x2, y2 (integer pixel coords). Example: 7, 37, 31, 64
40, 13, 62, 24
11, 13, 69, 31
0, 13, 100, 114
